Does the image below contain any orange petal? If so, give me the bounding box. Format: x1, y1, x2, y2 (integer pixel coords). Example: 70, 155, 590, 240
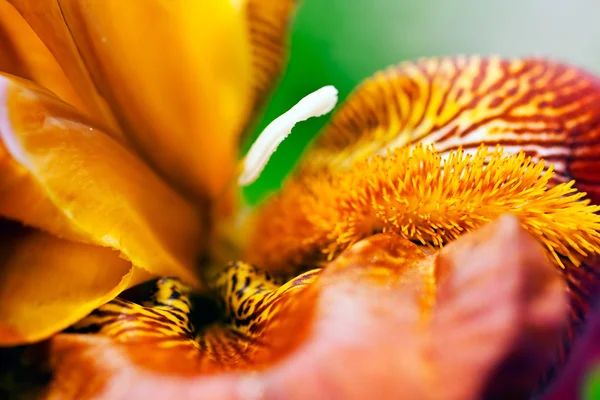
0, 1, 84, 112
8, 0, 123, 138
15, 217, 566, 399
0, 220, 152, 346
43, 0, 253, 199
0, 74, 205, 287
302, 57, 600, 202
242, 0, 297, 111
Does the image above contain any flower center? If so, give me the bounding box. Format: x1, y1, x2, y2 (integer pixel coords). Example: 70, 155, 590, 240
238, 85, 338, 186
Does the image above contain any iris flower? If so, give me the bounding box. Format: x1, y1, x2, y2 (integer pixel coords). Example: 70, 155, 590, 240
1, 1, 600, 399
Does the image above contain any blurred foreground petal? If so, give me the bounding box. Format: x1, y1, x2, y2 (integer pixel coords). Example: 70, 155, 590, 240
23, 216, 567, 399
434, 215, 567, 399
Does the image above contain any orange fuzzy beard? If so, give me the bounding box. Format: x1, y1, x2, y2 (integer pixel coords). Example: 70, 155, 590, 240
247, 144, 600, 273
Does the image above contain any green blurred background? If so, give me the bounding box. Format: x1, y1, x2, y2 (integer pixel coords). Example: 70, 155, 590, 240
243, 0, 600, 204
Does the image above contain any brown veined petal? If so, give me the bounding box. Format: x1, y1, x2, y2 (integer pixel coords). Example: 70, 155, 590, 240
301, 56, 600, 203
0, 220, 153, 346
31, 0, 253, 200
14, 217, 566, 399
7, 0, 123, 138
0, 74, 205, 287
0, 1, 85, 113
242, 0, 297, 112
242, 57, 600, 340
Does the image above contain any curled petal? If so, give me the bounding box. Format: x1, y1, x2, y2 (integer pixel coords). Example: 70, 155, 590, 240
29, 217, 566, 399
0, 75, 205, 311
302, 57, 600, 202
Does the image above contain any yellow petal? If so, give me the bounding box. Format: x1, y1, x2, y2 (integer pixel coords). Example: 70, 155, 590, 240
0, 1, 84, 112
50, 0, 253, 199
302, 56, 600, 204
11, 0, 297, 197
8, 0, 123, 138
0, 74, 205, 287
242, 0, 297, 111
0, 220, 152, 346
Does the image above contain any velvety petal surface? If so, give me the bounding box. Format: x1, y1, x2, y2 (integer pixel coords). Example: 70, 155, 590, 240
6, 216, 567, 399
0, 74, 206, 343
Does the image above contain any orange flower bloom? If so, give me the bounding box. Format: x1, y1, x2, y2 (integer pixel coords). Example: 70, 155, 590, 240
1, 1, 600, 399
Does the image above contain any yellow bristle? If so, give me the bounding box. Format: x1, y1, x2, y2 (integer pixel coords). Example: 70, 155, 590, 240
248, 144, 600, 272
